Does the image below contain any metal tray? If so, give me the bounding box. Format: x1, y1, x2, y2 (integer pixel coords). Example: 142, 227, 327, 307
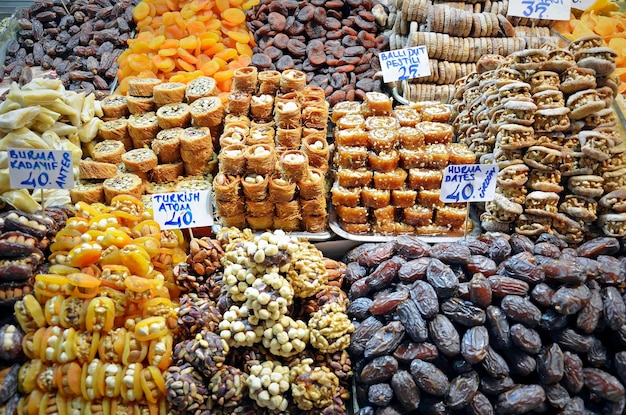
211, 222, 334, 242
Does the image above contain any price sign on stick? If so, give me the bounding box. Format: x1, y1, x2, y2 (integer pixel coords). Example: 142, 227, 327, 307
378, 46, 431, 83
440, 164, 498, 203
571, 0, 596, 11
507, 0, 572, 20
9, 148, 74, 189
152, 190, 213, 230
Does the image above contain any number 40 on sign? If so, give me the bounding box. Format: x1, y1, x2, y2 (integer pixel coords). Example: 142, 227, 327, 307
440, 164, 498, 203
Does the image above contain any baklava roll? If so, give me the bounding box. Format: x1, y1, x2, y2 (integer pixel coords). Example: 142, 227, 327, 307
281, 150, 309, 183
369, 150, 399, 172
219, 129, 246, 148
275, 200, 300, 219
227, 91, 251, 116
361, 188, 391, 208
151, 162, 184, 184
219, 144, 246, 175
247, 215, 273, 231
99, 118, 129, 143
152, 128, 182, 163
331, 185, 361, 207
246, 199, 274, 217
337, 168, 372, 188
398, 127, 425, 150
392, 188, 418, 207
302, 106, 328, 130
275, 100, 301, 129
302, 133, 330, 172
245, 144, 276, 175
302, 85, 326, 101
101, 95, 129, 119
336, 205, 369, 224
180, 126, 213, 163
269, 175, 297, 203
242, 173, 269, 202
213, 173, 242, 202
302, 94, 327, 111
280, 69, 307, 92
156, 103, 191, 129
335, 128, 369, 147
416, 122, 454, 144
408, 168, 443, 190
233, 66, 258, 94
128, 112, 159, 148
335, 146, 368, 169
373, 168, 408, 190
185, 76, 219, 103
126, 95, 155, 115
248, 125, 275, 146
403, 206, 433, 227
220, 214, 247, 228
216, 197, 245, 217
274, 217, 301, 232
302, 214, 327, 233
303, 126, 327, 138
298, 168, 325, 200
276, 125, 302, 149
331, 101, 362, 123
153, 82, 186, 107
368, 129, 398, 152
250, 94, 274, 122
301, 196, 327, 217
190, 96, 225, 127
258, 70, 281, 95
336, 114, 366, 130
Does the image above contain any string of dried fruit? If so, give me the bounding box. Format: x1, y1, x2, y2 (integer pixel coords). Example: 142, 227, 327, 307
116, 0, 259, 94
452, 36, 622, 240
13, 195, 186, 415
0, 206, 72, 415
1, 0, 138, 98
167, 228, 353, 414
347, 233, 626, 414
246, 0, 389, 105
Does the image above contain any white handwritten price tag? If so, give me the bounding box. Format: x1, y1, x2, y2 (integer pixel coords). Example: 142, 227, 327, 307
440, 164, 498, 203
378, 46, 431, 83
152, 190, 213, 230
507, 0, 572, 20
571, 0, 595, 10
9, 148, 74, 190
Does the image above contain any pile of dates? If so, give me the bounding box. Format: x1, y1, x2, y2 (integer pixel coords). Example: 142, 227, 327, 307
2, 0, 138, 97
246, 0, 388, 105
347, 233, 626, 415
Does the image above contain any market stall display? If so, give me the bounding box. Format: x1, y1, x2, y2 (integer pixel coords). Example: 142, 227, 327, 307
331, 96, 475, 236
348, 234, 626, 414
246, 0, 389, 105
1, 0, 139, 97
169, 228, 353, 414
452, 36, 623, 241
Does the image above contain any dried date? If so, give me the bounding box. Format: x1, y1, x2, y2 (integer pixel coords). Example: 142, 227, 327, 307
504, 348, 536, 376
426, 258, 459, 298
359, 355, 398, 385
446, 371, 479, 409
489, 276, 529, 297
409, 280, 439, 318
501, 252, 545, 284
495, 384, 546, 415
391, 370, 420, 411
393, 341, 438, 363
465, 255, 498, 277
539, 309, 570, 331
486, 306, 512, 350
576, 237, 620, 258
429, 314, 461, 357
345, 262, 367, 285
366, 257, 405, 291
602, 286, 626, 330
469, 273, 493, 308
369, 289, 409, 316
347, 297, 373, 321
562, 351, 584, 394
587, 337, 608, 368
545, 383, 570, 409
350, 316, 383, 356
583, 368, 626, 403
551, 285, 590, 315
441, 297, 486, 326
531, 283, 555, 308
480, 376, 516, 395
364, 321, 405, 359
398, 257, 431, 283
543, 259, 587, 284
430, 243, 471, 265
367, 383, 393, 407
396, 299, 429, 343
501, 295, 541, 327
510, 324, 542, 354
488, 237, 512, 264
509, 234, 535, 254
537, 343, 564, 384
461, 326, 490, 364
481, 346, 510, 378
550, 328, 593, 353
409, 359, 450, 397
468, 391, 495, 415
394, 235, 430, 259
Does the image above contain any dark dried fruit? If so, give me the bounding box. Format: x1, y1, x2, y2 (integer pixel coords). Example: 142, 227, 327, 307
430, 243, 471, 265
446, 371, 479, 409
368, 383, 393, 407
393, 342, 438, 363
469, 273, 493, 308
369, 289, 409, 316
350, 316, 383, 356
603, 286, 626, 330
391, 370, 420, 411
495, 384, 546, 415
545, 383, 570, 409
501, 252, 545, 284
364, 321, 405, 359
504, 348, 536, 376
409, 359, 450, 397
398, 258, 431, 283
359, 356, 398, 385
396, 299, 428, 343
510, 324, 542, 354
395, 235, 430, 259
531, 283, 555, 308
537, 343, 564, 384
462, 326, 490, 364
486, 306, 512, 350
410, 280, 439, 318
465, 255, 498, 277
501, 295, 541, 327
550, 328, 593, 353
562, 351, 584, 394
480, 376, 516, 396
583, 368, 626, 403
468, 391, 495, 415
576, 237, 620, 258
366, 257, 405, 291
442, 297, 486, 326
347, 297, 373, 321
489, 276, 529, 297
539, 309, 570, 331
426, 258, 459, 298
481, 346, 510, 378
429, 314, 460, 357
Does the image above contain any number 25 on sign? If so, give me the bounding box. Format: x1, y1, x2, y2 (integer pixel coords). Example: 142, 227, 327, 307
507, 0, 571, 21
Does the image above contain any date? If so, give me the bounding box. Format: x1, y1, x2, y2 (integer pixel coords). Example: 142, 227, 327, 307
409, 359, 450, 397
